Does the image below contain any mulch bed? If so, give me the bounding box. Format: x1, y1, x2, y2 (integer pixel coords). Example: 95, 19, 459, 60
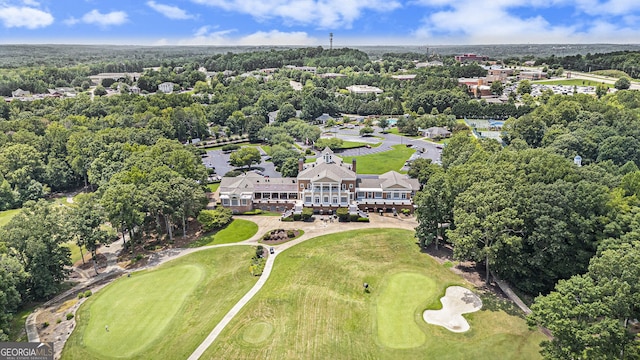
260, 229, 302, 245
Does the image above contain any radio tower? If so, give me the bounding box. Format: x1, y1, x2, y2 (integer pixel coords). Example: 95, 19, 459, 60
329, 33, 333, 50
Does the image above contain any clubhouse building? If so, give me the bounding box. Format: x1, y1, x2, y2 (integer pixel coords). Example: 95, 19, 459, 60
218, 148, 420, 215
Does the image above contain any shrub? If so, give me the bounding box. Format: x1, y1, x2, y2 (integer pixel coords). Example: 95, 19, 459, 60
336, 208, 349, 222
401, 208, 411, 215
84, 290, 92, 298
293, 213, 302, 221
287, 230, 295, 238
256, 245, 264, 258
78, 292, 84, 299
221, 144, 240, 152
357, 217, 370, 222
301, 208, 313, 221
263, 233, 271, 241
197, 207, 233, 232
282, 216, 294, 222
224, 170, 243, 177
349, 214, 360, 222
43, 322, 49, 328
66, 313, 75, 320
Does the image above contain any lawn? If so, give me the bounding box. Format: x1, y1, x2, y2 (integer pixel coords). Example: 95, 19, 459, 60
207, 183, 220, 192
385, 128, 423, 138
0, 208, 20, 228
61, 246, 259, 360
340, 140, 381, 149
189, 219, 258, 247
341, 145, 416, 174
202, 229, 544, 360
64, 241, 88, 265
534, 79, 613, 88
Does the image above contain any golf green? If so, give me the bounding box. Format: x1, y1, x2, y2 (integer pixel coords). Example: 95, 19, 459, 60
63, 246, 259, 360
376, 272, 436, 348
83, 265, 203, 357
202, 229, 544, 359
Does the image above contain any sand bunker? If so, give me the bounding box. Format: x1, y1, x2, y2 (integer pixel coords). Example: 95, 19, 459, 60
423, 286, 482, 333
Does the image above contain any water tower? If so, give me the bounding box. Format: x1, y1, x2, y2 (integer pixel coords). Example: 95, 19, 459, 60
329, 33, 333, 50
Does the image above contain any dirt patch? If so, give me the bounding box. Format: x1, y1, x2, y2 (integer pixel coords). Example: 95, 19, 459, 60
421, 243, 507, 300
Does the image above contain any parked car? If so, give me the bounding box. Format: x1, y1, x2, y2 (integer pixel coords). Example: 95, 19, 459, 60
269, 247, 275, 254
365, 144, 371, 149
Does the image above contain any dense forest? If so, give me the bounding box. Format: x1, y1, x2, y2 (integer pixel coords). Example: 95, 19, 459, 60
0, 46, 638, 357
414, 89, 640, 359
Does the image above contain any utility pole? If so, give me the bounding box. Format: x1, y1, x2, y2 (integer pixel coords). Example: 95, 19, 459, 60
329, 33, 333, 51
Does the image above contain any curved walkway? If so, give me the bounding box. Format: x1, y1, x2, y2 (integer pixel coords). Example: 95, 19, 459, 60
38, 213, 416, 358
187, 214, 417, 360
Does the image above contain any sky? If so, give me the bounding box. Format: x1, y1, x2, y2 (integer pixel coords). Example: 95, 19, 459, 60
0, 0, 639, 46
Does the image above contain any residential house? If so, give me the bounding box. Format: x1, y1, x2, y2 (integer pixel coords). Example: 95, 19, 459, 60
158, 82, 176, 94
423, 127, 452, 139
455, 54, 488, 63
11, 89, 31, 97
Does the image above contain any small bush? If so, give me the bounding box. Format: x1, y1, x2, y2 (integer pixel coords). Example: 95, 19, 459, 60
292, 213, 302, 221
349, 214, 360, 222
282, 216, 294, 222
336, 208, 349, 222
43, 322, 49, 328
357, 217, 370, 222
57, 319, 62, 324
222, 144, 240, 152
301, 208, 313, 221
263, 233, 271, 241
225, 170, 243, 177
78, 292, 84, 299
401, 208, 411, 215
66, 313, 75, 320
84, 290, 92, 298
287, 230, 295, 238
256, 245, 264, 258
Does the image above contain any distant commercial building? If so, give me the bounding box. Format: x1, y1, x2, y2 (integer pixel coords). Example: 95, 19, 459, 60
455, 54, 489, 63
517, 71, 546, 81
346, 85, 384, 95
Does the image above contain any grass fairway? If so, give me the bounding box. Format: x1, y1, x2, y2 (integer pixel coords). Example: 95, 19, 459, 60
341, 145, 415, 174
189, 219, 258, 247
377, 272, 436, 348
0, 208, 20, 228
84, 265, 203, 357
62, 246, 259, 360
202, 229, 544, 360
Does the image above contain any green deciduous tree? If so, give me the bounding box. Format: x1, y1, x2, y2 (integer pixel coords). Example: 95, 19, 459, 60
2, 200, 72, 300
415, 171, 452, 250
529, 243, 640, 359
68, 193, 113, 274
229, 147, 261, 170
447, 181, 523, 285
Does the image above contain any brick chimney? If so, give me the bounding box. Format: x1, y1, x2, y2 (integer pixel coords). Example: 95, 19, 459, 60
352, 158, 357, 173
298, 158, 304, 173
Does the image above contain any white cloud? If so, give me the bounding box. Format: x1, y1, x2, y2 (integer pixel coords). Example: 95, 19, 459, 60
191, 0, 401, 28
0, 6, 53, 29
413, 0, 640, 44
80, 9, 128, 27
22, 0, 40, 6
147, 1, 195, 19
177, 27, 318, 45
